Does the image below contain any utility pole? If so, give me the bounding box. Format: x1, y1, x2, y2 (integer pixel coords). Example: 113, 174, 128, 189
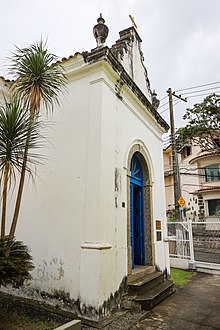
167, 88, 187, 221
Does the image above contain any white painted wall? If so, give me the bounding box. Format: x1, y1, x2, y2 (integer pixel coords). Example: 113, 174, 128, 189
0, 52, 169, 318
112, 28, 152, 102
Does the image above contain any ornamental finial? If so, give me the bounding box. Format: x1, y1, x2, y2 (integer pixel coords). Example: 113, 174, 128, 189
93, 14, 109, 47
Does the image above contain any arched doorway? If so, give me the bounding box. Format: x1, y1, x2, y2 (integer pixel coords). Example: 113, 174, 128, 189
130, 154, 145, 268
127, 145, 154, 275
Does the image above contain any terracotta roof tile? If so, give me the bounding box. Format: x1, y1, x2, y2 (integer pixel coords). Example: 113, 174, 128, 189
190, 150, 220, 164
194, 185, 220, 194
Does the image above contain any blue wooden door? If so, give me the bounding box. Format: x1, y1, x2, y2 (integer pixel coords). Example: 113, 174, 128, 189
130, 155, 145, 268
130, 183, 135, 268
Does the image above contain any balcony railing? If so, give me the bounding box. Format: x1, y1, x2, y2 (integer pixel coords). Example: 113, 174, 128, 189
164, 164, 174, 177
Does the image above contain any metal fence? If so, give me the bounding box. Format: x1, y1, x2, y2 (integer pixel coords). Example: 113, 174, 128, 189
167, 219, 220, 272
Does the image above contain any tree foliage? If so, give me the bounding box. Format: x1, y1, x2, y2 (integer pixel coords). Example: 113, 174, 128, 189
176, 93, 220, 152
10, 39, 67, 115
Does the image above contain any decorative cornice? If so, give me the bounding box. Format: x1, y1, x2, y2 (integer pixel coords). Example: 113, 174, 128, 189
83, 47, 169, 131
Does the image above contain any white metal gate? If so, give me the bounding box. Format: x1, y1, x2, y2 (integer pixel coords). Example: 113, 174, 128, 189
167, 220, 220, 273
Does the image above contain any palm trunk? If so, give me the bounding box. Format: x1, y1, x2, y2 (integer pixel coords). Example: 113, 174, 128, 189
8, 143, 28, 240
1, 162, 10, 240
9, 95, 36, 240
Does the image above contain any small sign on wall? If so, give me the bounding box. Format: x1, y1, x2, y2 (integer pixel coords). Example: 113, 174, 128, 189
156, 219, 162, 241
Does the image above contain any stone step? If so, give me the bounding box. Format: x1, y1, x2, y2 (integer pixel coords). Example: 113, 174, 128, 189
134, 280, 175, 311
127, 266, 155, 284
128, 271, 164, 295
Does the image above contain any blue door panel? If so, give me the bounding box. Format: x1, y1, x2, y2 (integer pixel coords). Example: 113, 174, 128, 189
130, 184, 135, 269
130, 155, 145, 268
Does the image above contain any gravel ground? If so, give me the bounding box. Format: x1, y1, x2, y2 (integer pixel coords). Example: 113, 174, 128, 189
82, 310, 149, 330
0, 292, 148, 329
0, 292, 72, 329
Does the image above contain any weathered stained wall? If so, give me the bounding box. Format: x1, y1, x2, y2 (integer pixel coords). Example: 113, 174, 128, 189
111, 27, 152, 102
0, 51, 169, 320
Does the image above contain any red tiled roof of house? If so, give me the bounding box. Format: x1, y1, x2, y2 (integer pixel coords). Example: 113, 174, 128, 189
190, 150, 220, 164
193, 185, 220, 194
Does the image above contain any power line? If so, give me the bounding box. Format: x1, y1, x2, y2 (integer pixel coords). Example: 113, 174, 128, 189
180, 166, 220, 172
159, 95, 168, 102
158, 100, 169, 110
186, 92, 220, 99
175, 81, 220, 93
181, 86, 220, 96
159, 82, 220, 111
165, 183, 201, 188
179, 172, 220, 178
159, 100, 181, 115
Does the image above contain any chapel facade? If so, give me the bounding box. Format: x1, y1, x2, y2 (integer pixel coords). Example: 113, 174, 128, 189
0, 16, 170, 321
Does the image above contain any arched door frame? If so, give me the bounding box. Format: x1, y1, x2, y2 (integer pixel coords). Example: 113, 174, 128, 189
130, 154, 145, 268
127, 143, 155, 275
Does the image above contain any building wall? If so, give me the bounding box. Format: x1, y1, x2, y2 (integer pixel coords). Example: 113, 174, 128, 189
163, 144, 200, 220
197, 154, 220, 188
195, 154, 220, 218
179, 146, 200, 220
164, 144, 220, 221
1, 55, 169, 319
78, 61, 169, 314
164, 176, 174, 208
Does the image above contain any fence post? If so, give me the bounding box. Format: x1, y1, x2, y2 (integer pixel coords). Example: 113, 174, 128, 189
188, 220, 194, 261
188, 220, 196, 270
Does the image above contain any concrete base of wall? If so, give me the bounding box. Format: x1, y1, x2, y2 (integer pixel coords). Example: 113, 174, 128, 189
170, 258, 220, 275
170, 257, 189, 270
196, 261, 220, 275
55, 320, 81, 330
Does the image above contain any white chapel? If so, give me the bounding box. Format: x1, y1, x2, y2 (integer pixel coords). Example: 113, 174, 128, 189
0, 15, 171, 321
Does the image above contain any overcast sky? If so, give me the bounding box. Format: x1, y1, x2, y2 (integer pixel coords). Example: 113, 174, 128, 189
1, 0, 220, 129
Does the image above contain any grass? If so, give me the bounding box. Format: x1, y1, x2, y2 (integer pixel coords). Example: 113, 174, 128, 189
0, 310, 63, 330
170, 267, 193, 286
17, 316, 61, 330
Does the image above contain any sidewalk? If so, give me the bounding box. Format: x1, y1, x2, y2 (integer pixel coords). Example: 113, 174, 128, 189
130, 272, 220, 329
1, 272, 219, 329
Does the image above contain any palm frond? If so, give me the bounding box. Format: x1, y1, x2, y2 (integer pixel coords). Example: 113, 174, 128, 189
9, 39, 67, 115
0, 95, 44, 188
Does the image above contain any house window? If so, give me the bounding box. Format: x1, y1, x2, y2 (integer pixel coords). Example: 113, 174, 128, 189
208, 199, 220, 216
213, 138, 220, 148
181, 145, 192, 160
204, 164, 220, 182
156, 220, 162, 241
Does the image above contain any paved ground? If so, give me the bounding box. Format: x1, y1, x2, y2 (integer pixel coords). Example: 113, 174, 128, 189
0, 272, 220, 329
129, 272, 220, 330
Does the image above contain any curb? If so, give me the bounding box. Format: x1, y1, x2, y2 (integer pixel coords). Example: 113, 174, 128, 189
55, 319, 81, 330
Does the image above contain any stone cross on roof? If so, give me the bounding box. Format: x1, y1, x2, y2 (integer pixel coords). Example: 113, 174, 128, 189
129, 15, 137, 29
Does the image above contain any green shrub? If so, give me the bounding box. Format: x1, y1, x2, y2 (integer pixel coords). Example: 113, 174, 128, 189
0, 237, 34, 287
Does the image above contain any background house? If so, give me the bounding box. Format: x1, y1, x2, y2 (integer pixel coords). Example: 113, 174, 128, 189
163, 141, 220, 221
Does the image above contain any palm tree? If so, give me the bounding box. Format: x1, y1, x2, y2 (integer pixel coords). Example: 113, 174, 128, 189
0, 95, 43, 240
8, 39, 66, 239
